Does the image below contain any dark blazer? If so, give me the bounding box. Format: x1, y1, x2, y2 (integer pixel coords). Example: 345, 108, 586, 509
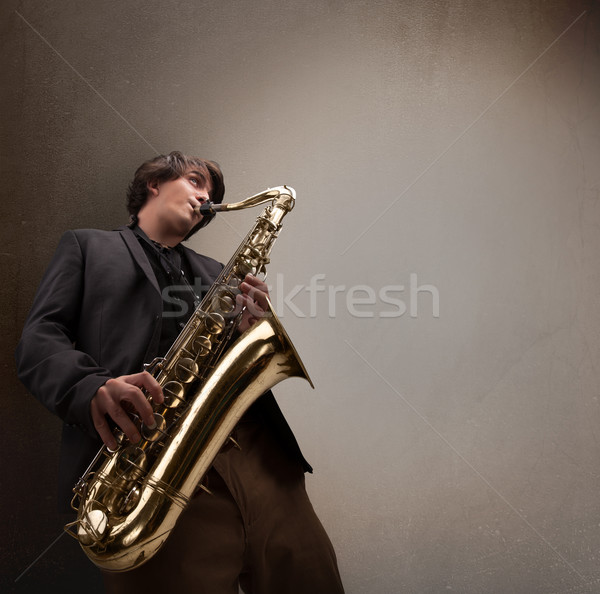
16, 227, 310, 507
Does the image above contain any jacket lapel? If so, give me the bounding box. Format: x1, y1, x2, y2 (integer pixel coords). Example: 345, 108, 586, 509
118, 226, 161, 296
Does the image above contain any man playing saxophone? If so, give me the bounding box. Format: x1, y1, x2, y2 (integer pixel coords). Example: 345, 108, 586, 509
16, 151, 344, 593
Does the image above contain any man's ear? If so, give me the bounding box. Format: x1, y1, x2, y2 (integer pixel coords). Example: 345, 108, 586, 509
147, 180, 160, 197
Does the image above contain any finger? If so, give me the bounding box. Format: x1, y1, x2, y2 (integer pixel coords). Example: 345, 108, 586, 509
252, 291, 269, 313
92, 389, 141, 447
237, 293, 265, 318
243, 273, 268, 291
235, 292, 248, 314
121, 384, 157, 429
109, 407, 141, 444
90, 398, 118, 450
125, 371, 164, 405
101, 379, 148, 438
240, 282, 269, 311
242, 275, 269, 299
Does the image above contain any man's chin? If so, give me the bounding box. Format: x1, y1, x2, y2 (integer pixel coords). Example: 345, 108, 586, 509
182, 219, 202, 240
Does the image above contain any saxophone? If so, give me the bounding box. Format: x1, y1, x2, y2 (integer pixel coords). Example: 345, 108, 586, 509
65, 185, 313, 572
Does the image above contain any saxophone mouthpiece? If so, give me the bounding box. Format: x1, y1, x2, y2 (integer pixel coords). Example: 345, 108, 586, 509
194, 203, 218, 217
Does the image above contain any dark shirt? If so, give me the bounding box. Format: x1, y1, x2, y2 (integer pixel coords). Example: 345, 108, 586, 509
133, 226, 201, 356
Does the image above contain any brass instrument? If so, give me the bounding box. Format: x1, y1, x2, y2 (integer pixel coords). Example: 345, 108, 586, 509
65, 186, 312, 572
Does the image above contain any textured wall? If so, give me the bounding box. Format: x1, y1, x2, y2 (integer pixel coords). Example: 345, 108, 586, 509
2, 1, 599, 593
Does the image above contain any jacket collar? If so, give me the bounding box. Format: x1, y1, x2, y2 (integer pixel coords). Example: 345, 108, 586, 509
117, 226, 161, 296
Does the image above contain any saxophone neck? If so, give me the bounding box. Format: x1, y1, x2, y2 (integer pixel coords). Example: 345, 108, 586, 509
197, 186, 296, 216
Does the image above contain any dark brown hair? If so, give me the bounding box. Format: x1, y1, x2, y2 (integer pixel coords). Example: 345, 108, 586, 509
126, 151, 225, 236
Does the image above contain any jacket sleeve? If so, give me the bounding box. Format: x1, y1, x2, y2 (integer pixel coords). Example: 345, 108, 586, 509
15, 230, 112, 438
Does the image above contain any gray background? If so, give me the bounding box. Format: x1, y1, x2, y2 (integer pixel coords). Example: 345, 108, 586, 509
2, 1, 599, 593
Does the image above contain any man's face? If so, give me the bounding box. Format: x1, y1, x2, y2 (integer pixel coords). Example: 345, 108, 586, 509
146, 169, 211, 238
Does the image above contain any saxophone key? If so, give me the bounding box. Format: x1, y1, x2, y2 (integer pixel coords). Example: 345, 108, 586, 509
175, 357, 199, 383
120, 486, 141, 514
162, 380, 186, 407
192, 335, 212, 358
115, 445, 148, 481
141, 413, 167, 442
212, 290, 237, 315
235, 257, 255, 277
77, 508, 109, 545
203, 312, 225, 334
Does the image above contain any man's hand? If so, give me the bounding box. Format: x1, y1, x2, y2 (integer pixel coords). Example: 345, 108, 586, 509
90, 371, 164, 450
237, 274, 271, 334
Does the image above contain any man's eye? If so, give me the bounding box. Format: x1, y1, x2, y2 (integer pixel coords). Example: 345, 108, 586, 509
189, 177, 198, 186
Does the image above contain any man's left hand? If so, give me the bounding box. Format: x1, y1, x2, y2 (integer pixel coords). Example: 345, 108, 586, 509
237, 274, 270, 333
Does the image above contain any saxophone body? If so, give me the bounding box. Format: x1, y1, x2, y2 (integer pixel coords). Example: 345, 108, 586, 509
65, 186, 312, 572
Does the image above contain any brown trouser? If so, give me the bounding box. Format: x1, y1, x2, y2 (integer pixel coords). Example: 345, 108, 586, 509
103, 414, 344, 594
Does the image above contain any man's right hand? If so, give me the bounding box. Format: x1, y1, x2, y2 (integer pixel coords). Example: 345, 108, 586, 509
90, 371, 164, 450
